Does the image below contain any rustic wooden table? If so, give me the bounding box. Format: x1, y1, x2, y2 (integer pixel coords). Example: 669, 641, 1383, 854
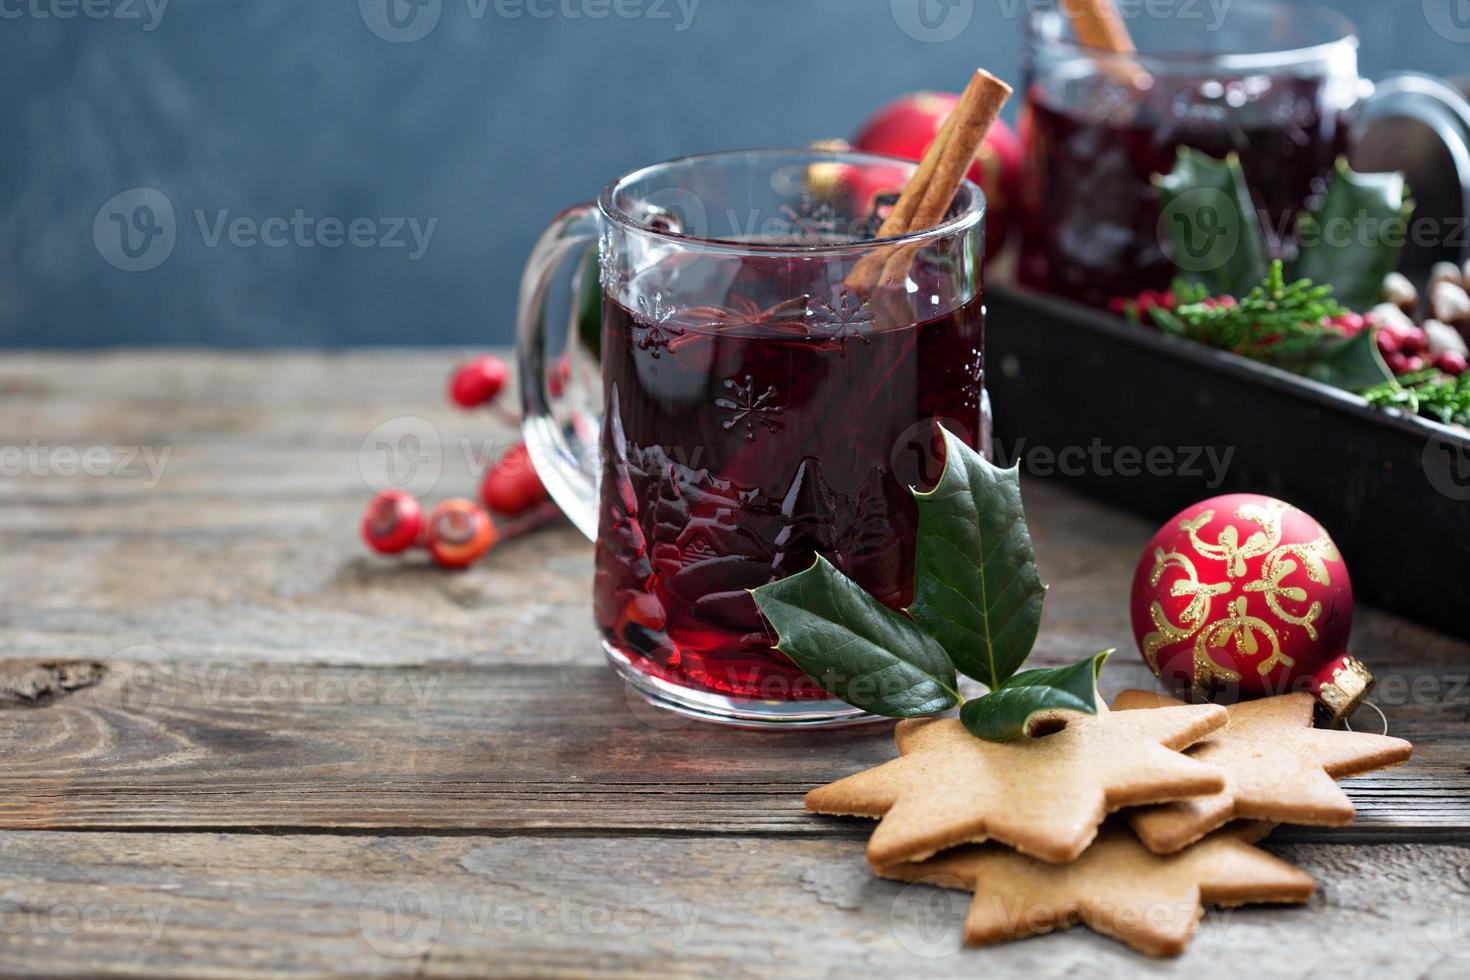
2, 352, 1468, 978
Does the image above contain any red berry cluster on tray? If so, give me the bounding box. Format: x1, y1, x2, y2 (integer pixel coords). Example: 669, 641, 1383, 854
361, 355, 556, 569
1374, 265, 1470, 378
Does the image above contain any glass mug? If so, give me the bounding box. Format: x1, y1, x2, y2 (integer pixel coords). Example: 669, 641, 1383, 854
1018, 0, 1470, 308
518, 149, 988, 726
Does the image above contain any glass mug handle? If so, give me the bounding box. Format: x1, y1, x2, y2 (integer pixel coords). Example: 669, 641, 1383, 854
516, 202, 603, 541
1354, 73, 1470, 221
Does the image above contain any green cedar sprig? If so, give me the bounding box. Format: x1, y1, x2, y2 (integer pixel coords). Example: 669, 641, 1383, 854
1362, 371, 1470, 427
1147, 261, 1346, 362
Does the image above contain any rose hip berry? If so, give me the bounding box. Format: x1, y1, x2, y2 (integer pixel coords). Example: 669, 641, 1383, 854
449, 355, 508, 409
481, 443, 550, 516
1437, 350, 1468, 376
361, 491, 424, 555
425, 499, 498, 568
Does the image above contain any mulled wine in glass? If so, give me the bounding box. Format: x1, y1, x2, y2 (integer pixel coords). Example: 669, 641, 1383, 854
519, 150, 987, 725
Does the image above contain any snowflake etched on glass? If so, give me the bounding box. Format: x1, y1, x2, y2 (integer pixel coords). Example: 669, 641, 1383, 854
715, 375, 786, 441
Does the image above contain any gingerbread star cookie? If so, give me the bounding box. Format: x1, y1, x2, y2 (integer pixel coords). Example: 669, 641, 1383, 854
877, 822, 1313, 957
806, 701, 1229, 866
1113, 690, 1414, 854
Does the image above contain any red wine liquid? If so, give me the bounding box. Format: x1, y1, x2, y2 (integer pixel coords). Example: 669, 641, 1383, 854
595, 256, 985, 701
1018, 75, 1349, 307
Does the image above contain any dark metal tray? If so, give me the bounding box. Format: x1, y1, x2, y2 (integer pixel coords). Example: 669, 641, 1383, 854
987, 283, 1470, 641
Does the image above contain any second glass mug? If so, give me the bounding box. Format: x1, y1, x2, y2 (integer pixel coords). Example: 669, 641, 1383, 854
1018, 0, 1470, 308
518, 149, 988, 726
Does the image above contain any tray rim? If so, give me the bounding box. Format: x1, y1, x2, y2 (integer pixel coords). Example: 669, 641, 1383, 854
991, 282, 1470, 450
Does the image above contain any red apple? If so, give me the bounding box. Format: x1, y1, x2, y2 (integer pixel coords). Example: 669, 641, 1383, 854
853, 92, 1021, 262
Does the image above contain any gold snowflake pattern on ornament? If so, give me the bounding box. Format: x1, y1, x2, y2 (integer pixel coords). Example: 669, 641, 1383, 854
1144, 501, 1336, 696
1143, 548, 1238, 692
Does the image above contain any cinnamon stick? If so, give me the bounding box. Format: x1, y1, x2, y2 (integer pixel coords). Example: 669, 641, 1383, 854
846, 69, 1012, 291
1061, 0, 1149, 89
1063, 0, 1135, 54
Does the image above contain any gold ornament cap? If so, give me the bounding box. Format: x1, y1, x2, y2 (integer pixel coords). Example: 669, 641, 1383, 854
1314, 655, 1375, 727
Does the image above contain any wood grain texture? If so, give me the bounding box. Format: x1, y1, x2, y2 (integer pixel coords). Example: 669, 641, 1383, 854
3, 352, 1468, 975
0, 655, 1461, 837
3, 831, 1470, 979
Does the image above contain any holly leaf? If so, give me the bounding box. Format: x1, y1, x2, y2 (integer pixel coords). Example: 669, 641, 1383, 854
1291, 160, 1413, 312
907, 428, 1046, 690
751, 556, 960, 718
960, 651, 1111, 743
1154, 148, 1270, 299
1289, 327, 1394, 390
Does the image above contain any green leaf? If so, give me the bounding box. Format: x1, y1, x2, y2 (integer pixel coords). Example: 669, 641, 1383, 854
1291, 160, 1414, 312
751, 556, 959, 718
907, 428, 1046, 690
575, 244, 603, 361
1288, 326, 1394, 390
1154, 148, 1271, 298
960, 651, 1112, 743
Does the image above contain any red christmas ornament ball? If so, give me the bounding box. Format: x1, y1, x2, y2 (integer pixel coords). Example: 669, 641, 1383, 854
1129, 494, 1372, 722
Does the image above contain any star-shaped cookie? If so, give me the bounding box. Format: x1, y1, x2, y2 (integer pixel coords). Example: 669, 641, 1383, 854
806, 701, 1229, 865
1113, 690, 1414, 854
877, 822, 1314, 957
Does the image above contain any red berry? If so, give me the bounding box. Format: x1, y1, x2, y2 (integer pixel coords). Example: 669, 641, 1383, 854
547, 355, 571, 399
361, 491, 424, 555
1376, 329, 1401, 355
481, 444, 550, 516
425, 499, 497, 568
1398, 328, 1429, 356
1384, 351, 1411, 375
1437, 351, 1468, 376
449, 356, 508, 409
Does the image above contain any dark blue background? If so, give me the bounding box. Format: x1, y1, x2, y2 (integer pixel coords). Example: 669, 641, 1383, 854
2, 0, 1465, 347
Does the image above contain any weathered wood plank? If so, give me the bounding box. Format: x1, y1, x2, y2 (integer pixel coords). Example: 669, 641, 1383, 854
1, 831, 1467, 979
0, 659, 1461, 838
4, 353, 1464, 676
